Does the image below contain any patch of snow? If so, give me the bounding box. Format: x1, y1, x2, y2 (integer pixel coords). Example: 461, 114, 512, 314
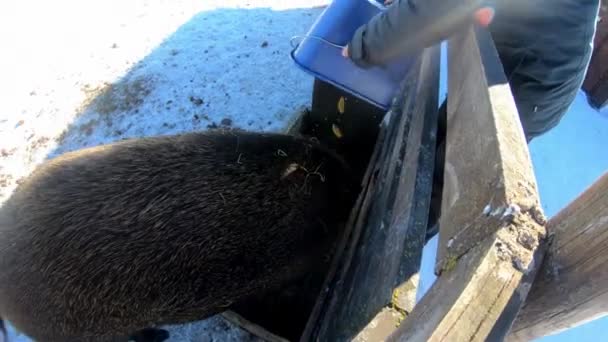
163, 316, 264, 342
483, 204, 492, 216
491, 206, 505, 217
501, 203, 521, 219
0, 0, 330, 203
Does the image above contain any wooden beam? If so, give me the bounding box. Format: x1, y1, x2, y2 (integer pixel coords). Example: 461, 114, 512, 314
434, 25, 544, 273
387, 24, 547, 342
508, 172, 608, 341
300, 45, 440, 342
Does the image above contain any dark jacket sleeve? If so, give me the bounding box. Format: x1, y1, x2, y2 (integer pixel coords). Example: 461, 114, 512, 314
348, 0, 486, 68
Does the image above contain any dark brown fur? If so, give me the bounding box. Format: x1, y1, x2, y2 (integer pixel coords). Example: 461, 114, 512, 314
0, 130, 357, 341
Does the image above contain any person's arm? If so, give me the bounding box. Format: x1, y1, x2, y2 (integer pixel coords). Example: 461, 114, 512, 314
345, 0, 494, 68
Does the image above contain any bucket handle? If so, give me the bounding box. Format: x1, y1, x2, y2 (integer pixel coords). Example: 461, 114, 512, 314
289, 35, 346, 50
289, 34, 393, 73
366, 0, 388, 11
289, 0, 389, 51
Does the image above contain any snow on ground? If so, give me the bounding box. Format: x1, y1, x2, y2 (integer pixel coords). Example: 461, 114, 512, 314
1, 0, 329, 340
5, 316, 263, 342
0, 0, 330, 203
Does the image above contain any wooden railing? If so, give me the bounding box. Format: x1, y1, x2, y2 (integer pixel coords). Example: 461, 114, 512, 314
227, 22, 608, 342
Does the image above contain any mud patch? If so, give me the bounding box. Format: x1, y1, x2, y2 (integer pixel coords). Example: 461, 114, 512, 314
0, 174, 13, 188
0, 148, 16, 158
27, 136, 50, 151
81, 75, 155, 116
78, 120, 99, 137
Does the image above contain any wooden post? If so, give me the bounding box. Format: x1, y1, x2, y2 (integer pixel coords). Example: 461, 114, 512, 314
387, 24, 547, 342
300, 45, 440, 342
508, 172, 608, 341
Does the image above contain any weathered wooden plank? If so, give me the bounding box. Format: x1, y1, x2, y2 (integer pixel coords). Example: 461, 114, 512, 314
387, 24, 547, 342
389, 235, 536, 342
388, 44, 441, 316
508, 172, 608, 341
353, 47, 441, 342
435, 24, 544, 272
300, 45, 440, 342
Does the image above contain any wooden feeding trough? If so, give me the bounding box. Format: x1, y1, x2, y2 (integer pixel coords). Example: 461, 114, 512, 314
221, 23, 608, 342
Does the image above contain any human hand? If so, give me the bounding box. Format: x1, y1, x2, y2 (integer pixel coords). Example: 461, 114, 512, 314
342, 45, 349, 58
474, 7, 495, 27
384, 0, 495, 24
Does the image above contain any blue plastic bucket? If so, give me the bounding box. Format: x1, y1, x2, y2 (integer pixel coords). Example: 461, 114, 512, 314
291, 0, 415, 110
